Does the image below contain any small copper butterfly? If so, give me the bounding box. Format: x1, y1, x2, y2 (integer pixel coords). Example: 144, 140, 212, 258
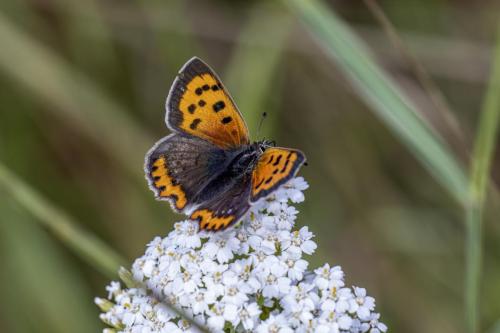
145, 57, 306, 231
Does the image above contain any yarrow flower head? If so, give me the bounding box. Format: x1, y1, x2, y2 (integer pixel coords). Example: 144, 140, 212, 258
96, 177, 387, 332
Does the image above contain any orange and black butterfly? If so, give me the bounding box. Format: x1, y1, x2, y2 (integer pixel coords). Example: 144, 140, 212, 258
145, 57, 306, 231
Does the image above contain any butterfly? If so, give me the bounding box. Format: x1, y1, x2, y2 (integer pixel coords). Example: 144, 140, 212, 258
145, 57, 306, 231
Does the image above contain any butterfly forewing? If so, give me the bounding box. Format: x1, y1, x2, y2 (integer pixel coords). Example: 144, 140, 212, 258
166, 57, 250, 149
250, 147, 306, 202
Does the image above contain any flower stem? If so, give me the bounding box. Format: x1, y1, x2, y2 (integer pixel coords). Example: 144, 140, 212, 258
465, 204, 482, 333
465, 23, 500, 333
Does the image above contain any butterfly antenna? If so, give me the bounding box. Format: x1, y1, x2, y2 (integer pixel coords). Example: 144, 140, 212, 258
256, 112, 267, 141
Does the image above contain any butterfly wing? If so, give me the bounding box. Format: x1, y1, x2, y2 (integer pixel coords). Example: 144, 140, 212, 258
250, 147, 306, 202
190, 173, 252, 231
166, 57, 250, 149
145, 134, 226, 212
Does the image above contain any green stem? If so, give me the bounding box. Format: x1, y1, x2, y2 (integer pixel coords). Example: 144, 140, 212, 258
465, 203, 482, 333
0, 162, 126, 278
465, 24, 500, 333
284, 0, 469, 205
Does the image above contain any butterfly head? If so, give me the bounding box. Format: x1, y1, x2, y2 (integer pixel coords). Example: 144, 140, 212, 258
231, 140, 275, 177
255, 139, 276, 153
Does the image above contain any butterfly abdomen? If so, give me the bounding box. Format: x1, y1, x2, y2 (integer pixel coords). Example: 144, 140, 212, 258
187, 145, 255, 204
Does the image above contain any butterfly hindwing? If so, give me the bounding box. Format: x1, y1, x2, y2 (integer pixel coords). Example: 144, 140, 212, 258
250, 147, 306, 202
145, 134, 226, 212
190, 173, 252, 231
166, 57, 250, 149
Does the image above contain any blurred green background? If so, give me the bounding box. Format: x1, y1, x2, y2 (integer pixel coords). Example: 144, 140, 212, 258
1, 0, 500, 332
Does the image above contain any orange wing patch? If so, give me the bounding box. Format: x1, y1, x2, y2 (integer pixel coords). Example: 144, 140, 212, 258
177, 74, 248, 148
167, 58, 250, 149
150, 156, 187, 211
251, 148, 306, 202
191, 209, 235, 231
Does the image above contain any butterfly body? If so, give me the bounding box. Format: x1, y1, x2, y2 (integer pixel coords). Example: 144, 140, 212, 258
145, 57, 306, 231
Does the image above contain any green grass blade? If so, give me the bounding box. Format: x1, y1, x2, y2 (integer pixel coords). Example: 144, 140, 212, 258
465, 24, 500, 333
0, 162, 126, 278
470, 28, 500, 206
284, 0, 468, 204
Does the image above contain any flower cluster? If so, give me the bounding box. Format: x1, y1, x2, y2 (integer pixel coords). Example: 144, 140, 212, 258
96, 178, 386, 333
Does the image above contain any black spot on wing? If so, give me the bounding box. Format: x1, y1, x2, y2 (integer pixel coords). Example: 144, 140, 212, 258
190, 118, 201, 129
255, 178, 264, 189
198, 99, 206, 107
221, 116, 232, 124
280, 160, 290, 173
188, 104, 196, 113
213, 101, 225, 112
167, 58, 217, 131
264, 177, 273, 184
273, 155, 282, 166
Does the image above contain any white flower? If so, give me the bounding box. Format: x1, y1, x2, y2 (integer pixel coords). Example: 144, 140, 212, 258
170, 264, 202, 294
228, 258, 260, 294
96, 177, 386, 333
256, 258, 291, 298
202, 232, 240, 264
190, 288, 215, 314
172, 221, 201, 248
314, 264, 344, 291
264, 203, 298, 231
281, 252, 308, 281
238, 302, 261, 330
367, 313, 388, 333
206, 303, 238, 331
105, 281, 121, 298
256, 314, 294, 333
349, 287, 376, 320
220, 271, 249, 306
283, 226, 317, 257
